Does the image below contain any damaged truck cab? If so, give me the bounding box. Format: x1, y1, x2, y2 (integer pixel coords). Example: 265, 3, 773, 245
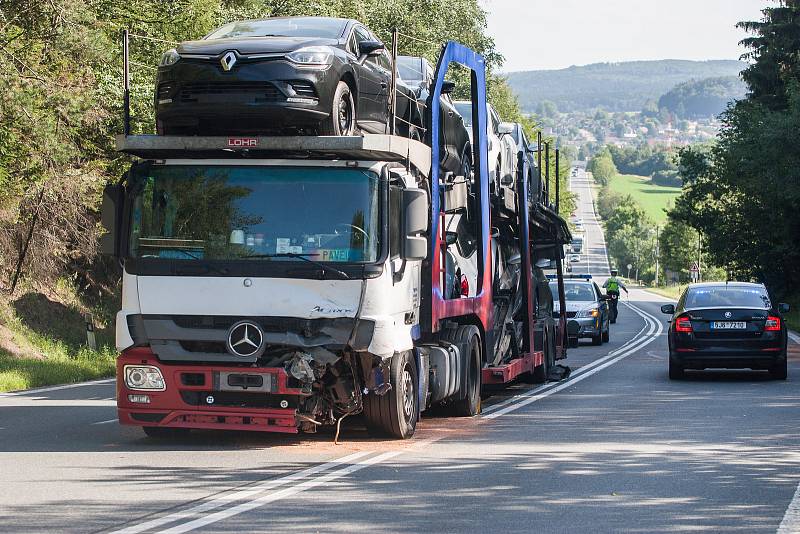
105, 137, 435, 438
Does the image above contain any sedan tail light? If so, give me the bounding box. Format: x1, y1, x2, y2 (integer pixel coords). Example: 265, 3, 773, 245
675, 316, 693, 333
765, 316, 781, 331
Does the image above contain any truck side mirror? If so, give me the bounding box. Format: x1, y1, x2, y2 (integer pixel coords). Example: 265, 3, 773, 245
402, 187, 428, 261
99, 184, 122, 257
441, 80, 456, 95
660, 304, 675, 315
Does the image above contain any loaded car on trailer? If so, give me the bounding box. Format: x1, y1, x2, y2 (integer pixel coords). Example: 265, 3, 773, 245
155, 16, 424, 137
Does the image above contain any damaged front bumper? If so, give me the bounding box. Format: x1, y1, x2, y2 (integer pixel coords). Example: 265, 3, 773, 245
117, 347, 308, 433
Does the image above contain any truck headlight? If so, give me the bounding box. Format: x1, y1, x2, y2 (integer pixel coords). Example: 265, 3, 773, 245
577, 307, 599, 318
286, 46, 333, 68
124, 365, 166, 391
159, 48, 181, 66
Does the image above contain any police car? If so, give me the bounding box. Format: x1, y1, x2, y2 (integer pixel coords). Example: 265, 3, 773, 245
549, 274, 610, 346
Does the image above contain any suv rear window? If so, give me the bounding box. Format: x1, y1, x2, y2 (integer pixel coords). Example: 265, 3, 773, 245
684, 286, 771, 309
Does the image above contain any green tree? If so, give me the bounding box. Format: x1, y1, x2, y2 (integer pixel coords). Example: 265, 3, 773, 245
738, 0, 800, 110
587, 147, 617, 186
670, 1, 800, 297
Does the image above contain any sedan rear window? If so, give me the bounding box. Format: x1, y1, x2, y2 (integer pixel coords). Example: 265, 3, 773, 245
206, 18, 348, 40
551, 282, 596, 302
684, 286, 771, 309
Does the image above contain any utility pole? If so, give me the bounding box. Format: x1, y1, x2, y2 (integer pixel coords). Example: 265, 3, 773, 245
654, 226, 660, 287
697, 230, 702, 283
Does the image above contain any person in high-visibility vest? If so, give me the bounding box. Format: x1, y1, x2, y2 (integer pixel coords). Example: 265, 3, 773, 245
602, 269, 628, 323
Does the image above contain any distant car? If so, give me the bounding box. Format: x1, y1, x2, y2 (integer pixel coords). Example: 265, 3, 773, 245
661, 282, 790, 380
569, 254, 581, 263
397, 55, 471, 176
551, 277, 610, 346
570, 235, 583, 253
155, 16, 421, 136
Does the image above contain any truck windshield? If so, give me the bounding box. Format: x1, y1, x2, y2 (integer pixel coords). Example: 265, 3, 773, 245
128, 165, 381, 263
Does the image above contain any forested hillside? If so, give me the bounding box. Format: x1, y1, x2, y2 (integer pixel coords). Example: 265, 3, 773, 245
658, 76, 747, 118
505, 59, 746, 113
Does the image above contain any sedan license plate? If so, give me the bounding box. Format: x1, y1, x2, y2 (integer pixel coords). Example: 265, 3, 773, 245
711, 321, 746, 330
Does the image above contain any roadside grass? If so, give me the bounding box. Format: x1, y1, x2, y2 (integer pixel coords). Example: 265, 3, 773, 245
608, 174, 681, 224
0, 278, 118, 393
647, 285, 685, 301
0, 347, 115, 392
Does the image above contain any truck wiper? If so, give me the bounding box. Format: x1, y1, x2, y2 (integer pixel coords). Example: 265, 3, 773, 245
247, 253, 351, 280
170, 250, 229, 276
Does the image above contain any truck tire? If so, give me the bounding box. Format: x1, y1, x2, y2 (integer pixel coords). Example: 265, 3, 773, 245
363, 351, 418, 439
142, 426, 189, 439
444, 325, 482, 417
527, 325, 555, 383
319, 81, 357, 136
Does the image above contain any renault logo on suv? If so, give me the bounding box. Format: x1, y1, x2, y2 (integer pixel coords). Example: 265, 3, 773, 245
226, 321, 264, 357
220, 51, 237, 71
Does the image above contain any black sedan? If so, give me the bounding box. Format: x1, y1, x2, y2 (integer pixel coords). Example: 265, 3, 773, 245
155, 16, 420, 136
397, 55, 471, 176
661, 282, 790, 380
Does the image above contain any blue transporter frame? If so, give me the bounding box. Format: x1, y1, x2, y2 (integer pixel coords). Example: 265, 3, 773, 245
422, 41, 493, 356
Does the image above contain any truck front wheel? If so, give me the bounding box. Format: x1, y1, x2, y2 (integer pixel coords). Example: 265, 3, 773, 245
363, 351, 418, 439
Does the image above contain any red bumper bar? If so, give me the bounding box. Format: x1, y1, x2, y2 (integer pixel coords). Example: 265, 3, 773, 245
482, 351, 543, 384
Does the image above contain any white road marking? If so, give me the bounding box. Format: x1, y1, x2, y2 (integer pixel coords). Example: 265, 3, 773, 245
0, 377, 115, 398
788, 331, 800, 346
778, 480, 800, 533
110, 450, 374, 534
159, 451, 404, 534
91, 418, 118, 425
484, 301, 662, 419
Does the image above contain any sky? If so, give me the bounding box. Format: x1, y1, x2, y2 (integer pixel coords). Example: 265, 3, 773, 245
483, 0, 768, 72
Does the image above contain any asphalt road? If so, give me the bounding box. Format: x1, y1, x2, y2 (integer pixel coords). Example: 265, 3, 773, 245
2, 167, 800, 533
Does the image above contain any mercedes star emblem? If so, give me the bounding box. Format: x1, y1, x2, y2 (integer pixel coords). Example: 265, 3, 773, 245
226, 320, 264, 357
724, 311, 732, 319
220, 51, 237, 71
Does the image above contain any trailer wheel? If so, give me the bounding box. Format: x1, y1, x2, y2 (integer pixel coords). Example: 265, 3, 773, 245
363, 351, 418, 439
142, 426, 189, 440
447, 325, 482, 417
529, 325, 554, 383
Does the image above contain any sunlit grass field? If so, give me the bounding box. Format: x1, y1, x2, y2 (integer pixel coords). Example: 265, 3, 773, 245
608, 174, 681, 224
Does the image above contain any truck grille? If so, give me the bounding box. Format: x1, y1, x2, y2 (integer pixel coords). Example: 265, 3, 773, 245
179, 82, 282, 103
